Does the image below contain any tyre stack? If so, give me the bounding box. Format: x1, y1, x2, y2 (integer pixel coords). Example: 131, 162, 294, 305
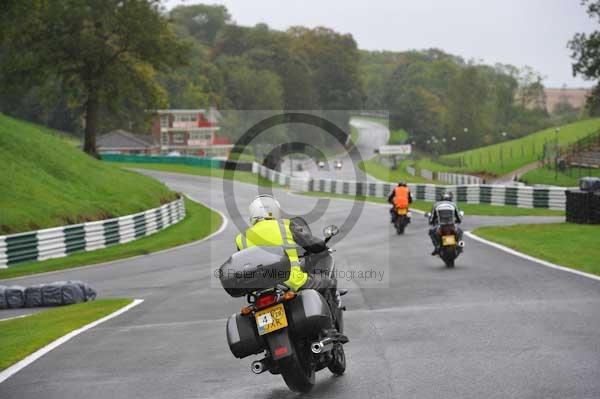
0, 281, 96, 310
565, 177, 600, 224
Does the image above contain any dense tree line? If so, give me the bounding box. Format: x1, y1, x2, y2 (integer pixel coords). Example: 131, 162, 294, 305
0, 1, 586, 157
361, 49, 582, 153
569, 0, 600, 116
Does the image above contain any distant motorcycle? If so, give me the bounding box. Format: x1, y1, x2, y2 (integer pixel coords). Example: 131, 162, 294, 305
218, 224, 348, 393
426, 207, 465, 267
393, 207, 411, 235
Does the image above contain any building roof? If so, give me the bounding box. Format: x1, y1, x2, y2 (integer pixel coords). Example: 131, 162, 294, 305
155, 109, 207, 114
98, 129, 157, 149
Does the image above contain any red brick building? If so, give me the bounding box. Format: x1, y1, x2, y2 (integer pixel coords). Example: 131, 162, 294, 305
151, 109, 232, 157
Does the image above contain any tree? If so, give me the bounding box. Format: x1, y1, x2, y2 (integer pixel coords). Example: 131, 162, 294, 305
568, 0, 600, 114
170, 4, 231, 44
1, 0, 188, 157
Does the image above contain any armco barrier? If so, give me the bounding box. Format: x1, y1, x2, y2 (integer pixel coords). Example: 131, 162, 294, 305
0, 198, 185, 268
251, 163, 567, 210
437, 172, 483, 185
101, 154, 253, 172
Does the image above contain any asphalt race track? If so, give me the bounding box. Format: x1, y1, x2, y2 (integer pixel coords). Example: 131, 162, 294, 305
280, 118, 389, 181
1, 166, 600, 399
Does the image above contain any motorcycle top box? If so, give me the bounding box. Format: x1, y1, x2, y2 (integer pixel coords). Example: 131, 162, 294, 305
218, 246, 291, 297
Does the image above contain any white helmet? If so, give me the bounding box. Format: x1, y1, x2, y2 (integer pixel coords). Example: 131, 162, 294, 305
249, 194, 281, 224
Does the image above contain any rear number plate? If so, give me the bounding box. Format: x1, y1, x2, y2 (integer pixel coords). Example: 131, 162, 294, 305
255, 303, 288, 336
442, 235, 456, 246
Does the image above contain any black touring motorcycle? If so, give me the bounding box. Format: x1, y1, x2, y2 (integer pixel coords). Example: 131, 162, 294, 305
218, 224, 348, 393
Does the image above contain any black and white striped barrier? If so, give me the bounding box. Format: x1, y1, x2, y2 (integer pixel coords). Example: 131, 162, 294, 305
251, 163, 567, 210
0, 198, 185, 268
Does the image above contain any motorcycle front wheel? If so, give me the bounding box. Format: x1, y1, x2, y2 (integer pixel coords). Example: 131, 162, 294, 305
279, 340, 315, 393
395, 218, 405, 235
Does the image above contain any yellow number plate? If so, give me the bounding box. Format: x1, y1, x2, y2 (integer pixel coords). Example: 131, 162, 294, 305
255, 303, 288, 336
397, 208, 408, 215
442, 235, 456, 246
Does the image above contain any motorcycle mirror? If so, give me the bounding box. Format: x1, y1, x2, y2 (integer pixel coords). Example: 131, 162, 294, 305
323, 225, 339, 238
424, 212, 431, 218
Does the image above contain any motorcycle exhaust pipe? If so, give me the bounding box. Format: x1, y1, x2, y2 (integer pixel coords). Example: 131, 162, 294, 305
458, 240, 465, 248
311, 337, 335, 354
251, 359, 269, 374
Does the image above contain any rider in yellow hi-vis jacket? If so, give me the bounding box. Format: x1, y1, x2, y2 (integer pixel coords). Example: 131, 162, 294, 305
235, 195, 333, 292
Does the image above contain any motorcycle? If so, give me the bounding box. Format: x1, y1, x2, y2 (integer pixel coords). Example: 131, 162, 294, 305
393, 207, 411, 235
218, 223, 348, 393
425, 207, 465, 268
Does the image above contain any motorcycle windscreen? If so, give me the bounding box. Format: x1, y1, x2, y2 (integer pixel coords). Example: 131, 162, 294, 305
218, 246, 291, 297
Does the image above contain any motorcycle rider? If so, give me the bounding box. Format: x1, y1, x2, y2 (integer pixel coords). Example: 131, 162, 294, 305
428, 192, 463, 255
387, 181, 413, 223
235, 194, 335, 292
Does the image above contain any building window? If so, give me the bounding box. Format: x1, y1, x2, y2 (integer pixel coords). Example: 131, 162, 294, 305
172, 132, 185, 144
161, 132, 168, 145
174, 114, 197, 122
160, 115, 169, 128
189, 131, 211, 141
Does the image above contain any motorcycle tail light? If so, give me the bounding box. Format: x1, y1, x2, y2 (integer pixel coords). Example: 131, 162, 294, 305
256, 293, 278, 309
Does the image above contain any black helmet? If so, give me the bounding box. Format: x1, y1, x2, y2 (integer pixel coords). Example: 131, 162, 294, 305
441, 192, 453, 201
398, 181, 407, 186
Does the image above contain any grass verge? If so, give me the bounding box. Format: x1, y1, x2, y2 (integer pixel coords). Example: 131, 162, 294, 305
389, 128, 408, 144
0, 197, 221, 280
298, 191, 564, 216
520, 166, 599, 187
350, 125, 359, 146
0, 298, 132, 371
473, 223, 600, 276
111, 162, 282, 187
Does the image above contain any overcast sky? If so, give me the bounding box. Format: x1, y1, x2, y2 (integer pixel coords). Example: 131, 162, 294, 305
166, 0, 596, 88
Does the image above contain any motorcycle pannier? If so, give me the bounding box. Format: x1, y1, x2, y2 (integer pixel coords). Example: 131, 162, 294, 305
226, 313, 263, 358
288, 289, 332, 337
218, 246, 291, 297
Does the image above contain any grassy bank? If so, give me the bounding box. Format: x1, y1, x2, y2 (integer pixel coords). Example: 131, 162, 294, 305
0, 115, 176, 234
473, 223, 600, 276
520, 166, 598, 187
299, 191, 564, 216
112, 162, 281, 187
0, 197, 221, 280
419, 118, 600, 176
0, 299, 132, 371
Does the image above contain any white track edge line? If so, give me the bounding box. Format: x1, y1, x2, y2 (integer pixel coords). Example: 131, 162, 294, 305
1, 195, 229, 282
465, 231, 600, 282
0, 298, 144, 384
0, 313, 33, 323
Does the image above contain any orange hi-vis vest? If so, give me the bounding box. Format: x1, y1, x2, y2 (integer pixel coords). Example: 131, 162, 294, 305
393, 186, 410, 209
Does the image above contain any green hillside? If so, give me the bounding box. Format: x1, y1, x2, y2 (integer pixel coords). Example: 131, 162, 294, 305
0, 115, 176, 234
420, 118, 600, 176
